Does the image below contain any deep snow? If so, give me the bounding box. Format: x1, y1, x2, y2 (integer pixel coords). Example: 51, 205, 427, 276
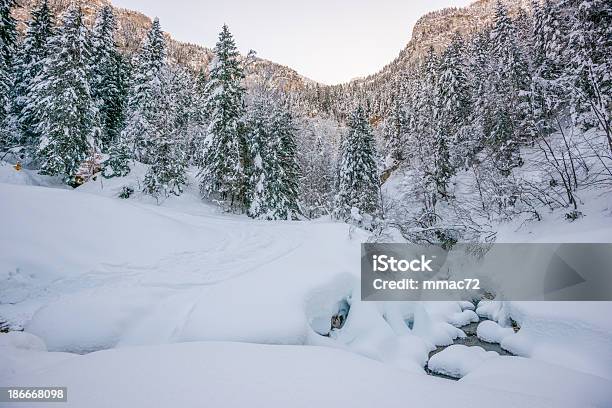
1, 161, 612, 407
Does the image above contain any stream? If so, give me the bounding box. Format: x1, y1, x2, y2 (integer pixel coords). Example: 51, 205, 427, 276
424, 318, 515, 380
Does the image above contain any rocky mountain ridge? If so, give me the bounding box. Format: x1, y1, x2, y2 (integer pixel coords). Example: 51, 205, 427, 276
12, 0, 534, 117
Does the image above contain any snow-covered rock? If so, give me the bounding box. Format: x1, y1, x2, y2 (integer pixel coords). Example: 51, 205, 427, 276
427, 344, 499, 378
477, 320, 514, 344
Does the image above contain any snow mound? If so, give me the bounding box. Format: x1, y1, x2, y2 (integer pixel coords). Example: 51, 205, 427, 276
0, 331, 46, 351
476, 300, 505, 321
477, 320, 514, 344
461, 356, 612, 408
499, 302, 612, 380
428, 344, 499, 378
0, 162, 67, 188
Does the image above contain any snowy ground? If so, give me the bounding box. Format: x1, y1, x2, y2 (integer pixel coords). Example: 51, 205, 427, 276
1, 161, 611, 407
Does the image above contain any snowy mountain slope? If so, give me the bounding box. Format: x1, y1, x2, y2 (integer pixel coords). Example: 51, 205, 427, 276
12, 0, 315, 94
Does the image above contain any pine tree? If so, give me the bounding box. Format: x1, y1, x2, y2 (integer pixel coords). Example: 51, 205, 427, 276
531, 0, 568, 133
198, 25, 248, 210
0, 0, 16, 66
32, 5, 97, 184
0, 47, 10, 129
566, 0, 611, 138
432, 131, 453, 198
334, 105, 380, 221
143, 65, 188, 197
245, 95, 300, 220
122, 17, 166, 162
274, 106, 300, 217
102, 136, 131, 178
188, 67, 208, 164
245, 96, 273, 218
467, 29, 491, 155
487, 0, 525, 175
0, 0, 17, 124
436, 33, 471, 169
91, 5, 127, 151
12, 0, 54, 149
384, 98, 407, 165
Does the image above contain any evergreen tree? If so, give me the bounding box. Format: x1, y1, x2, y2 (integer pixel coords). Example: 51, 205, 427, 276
334, 105, 380, 221
531, 0, 568, 134
566, 0, 611, 136
91, 5, 127, 151
467, 28, 491, 154
487, 0, 525, 175
12, 0, 54, 149
432, 131, 453, 198
384, 98, 407, 165
244, 95, 299, 220
0, 0, 16, 66
436, 33, 471, 169
102, 136, 131, 178
0, 0, 17, 124
274, 106, 300, 217
32, 5, 97, 184
0, 47, 10, 129
142, 65, 188, 197
122, 17, 166, 162
198, 25, 248, 210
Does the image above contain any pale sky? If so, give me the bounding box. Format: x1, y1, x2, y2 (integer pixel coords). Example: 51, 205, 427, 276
111, 0, 472, 85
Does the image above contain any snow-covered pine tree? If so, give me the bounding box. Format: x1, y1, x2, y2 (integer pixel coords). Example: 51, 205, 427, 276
432, 130, 453, 199
0, 0, 17, 124
487, 0, 525, 175
334, 105, 380, 222
245, 95, 300, 220
12, 0, 54, 150
0, 0, 16, 66
273, 104, 300, 218
436, 32, 472, 170
188, 67, 208, 164
91, 5, 127, 151
32, 5, 97, 184
0, 55, 11, 150
565, 0, 611, 141
102, 135, 131, 178
122, 17, 165, 163
245, 96, 272, 218
467, 28, 492, 155
143, 64, 188, 198
297, 119, 337, 218
530, 0, 568, 134
384, 98, 407, 166
198, 25, 248, 211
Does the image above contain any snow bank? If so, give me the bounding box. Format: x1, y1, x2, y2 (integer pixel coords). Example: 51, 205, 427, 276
0, 162, 67, 188
0, 331, 46, 351
0, 341, 573, 408
427, 344, 499, 378
499, 302, 612, 380
462, 356, 612, 408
